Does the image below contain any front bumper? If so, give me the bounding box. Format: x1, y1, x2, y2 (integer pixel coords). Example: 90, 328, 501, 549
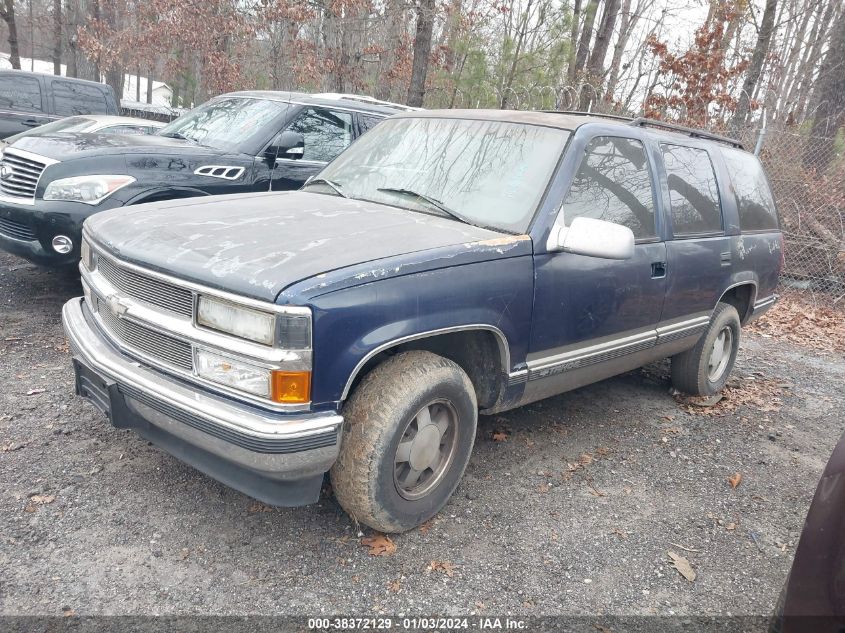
62, 297, 343, 506
0, 197, 119, 267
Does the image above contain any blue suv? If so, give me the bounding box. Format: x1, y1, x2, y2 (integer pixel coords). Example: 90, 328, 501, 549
62, 110, 783, 532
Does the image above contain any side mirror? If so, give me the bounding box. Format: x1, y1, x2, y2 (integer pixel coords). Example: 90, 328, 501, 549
269, 130, 305, 161
547, 217, 635, 260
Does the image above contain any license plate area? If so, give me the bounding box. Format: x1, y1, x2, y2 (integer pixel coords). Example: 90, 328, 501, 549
72, 357, 145, 429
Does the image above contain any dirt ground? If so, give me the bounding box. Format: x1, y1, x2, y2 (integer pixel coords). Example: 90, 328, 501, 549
1, 251, 843, 617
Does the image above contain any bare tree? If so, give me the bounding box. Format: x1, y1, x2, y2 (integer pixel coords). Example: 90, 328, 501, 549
572, 0, 600, 80
52, 0, 61, 74
731, 0, 778, 131
0, 0, 22, 69
407, 0, 435, 106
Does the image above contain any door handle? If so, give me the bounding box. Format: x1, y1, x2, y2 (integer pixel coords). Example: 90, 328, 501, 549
720, 251, 732, 267
651, 261, 667, 278
22, 119, 40, 127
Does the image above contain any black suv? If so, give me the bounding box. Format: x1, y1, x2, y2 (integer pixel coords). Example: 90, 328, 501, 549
0, 70, 119, 138
0, 91, 409, 266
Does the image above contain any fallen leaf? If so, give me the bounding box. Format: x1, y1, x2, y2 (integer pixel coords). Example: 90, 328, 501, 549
388, 579, 401, 593
426, 560, 456, 576
62, 607, 75, 617
30, 494, 55, 505
178, 548, 190, 560
611, 527, 628, 540
26, 388, 46, 396
726, 522, 737, 531
361, 534, 396, 557
491, 431, 509, 442
537, 483, 551, 494
728, 472, 742, 489
475, 601, 485, 610
668, 550, 696, 582
247, 502, 274, 513
418, 518, 435, 535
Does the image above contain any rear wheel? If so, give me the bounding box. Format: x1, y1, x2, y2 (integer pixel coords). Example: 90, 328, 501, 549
671, 302, 741, 396
331, 351, 477, 533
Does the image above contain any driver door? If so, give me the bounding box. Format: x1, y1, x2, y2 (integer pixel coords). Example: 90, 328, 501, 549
523, 134, 667, 403
270, 107, 354, 191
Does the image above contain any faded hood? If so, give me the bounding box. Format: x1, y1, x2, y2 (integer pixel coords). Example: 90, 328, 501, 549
85, 191, 507, 301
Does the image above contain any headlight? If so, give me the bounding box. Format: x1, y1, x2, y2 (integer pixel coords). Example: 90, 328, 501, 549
195, 348, 272, 398
43, 175, 135, 204
195, 348, 311, 403
197, 295, 278, 346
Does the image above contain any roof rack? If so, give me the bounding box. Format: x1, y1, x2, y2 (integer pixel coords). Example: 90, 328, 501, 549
629, 117, 743, 149
541, 110, 634, 122
312, 93, 420, 111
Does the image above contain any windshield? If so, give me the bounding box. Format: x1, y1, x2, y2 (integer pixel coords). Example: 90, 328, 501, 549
157, 97, 291, 151
6, 116, 96, 143
314, 117, 570, 233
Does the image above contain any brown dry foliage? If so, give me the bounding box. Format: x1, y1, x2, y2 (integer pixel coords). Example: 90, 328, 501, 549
748, 295, 845, 353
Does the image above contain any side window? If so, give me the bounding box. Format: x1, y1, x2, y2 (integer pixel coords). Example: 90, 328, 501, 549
720, 147, 779, 231
560, 136, 656, 239
358, 114, 383, 133
661, 144, 723, 235
52, 80, 110, 116
286, 108, 353, 163
0, 75, 42, 113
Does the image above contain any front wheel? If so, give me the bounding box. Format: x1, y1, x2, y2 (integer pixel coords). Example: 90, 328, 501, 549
330, 351, 478, 533
671, 302, 741, 396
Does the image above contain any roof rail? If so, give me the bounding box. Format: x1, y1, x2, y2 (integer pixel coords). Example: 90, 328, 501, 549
629, 117, 743, 149
312, 92, 420, 111
541, 110, 634, 122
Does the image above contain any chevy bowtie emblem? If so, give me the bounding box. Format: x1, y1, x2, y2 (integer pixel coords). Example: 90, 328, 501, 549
0, 163, 12, 180
106, 295, 130, 318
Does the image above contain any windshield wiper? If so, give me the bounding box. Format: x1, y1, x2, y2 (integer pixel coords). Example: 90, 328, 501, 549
303, 177, 347, 198
159, 131, 197, 143
376, 187, 478, 227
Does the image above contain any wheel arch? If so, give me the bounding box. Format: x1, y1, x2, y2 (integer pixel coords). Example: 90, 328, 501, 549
717, 279, 758, 324
125, 186, 212, 206
340, 325, 512, 410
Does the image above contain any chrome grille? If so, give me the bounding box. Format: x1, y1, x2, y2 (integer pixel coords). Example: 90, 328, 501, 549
0, 150, 47, 200
0, 216, 36, 240
94, 296, 193, 370
97, 255, 194, 317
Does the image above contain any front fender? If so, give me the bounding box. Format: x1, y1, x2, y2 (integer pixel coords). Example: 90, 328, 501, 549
307, 257, 534, 407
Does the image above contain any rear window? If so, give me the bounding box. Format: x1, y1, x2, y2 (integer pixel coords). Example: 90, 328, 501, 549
661, 144, 723, 235
720, 147, 779, 231
0, 75, 42, 113
52, 80, 111, 116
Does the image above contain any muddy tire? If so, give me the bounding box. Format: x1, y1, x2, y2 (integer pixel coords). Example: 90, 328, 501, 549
671, 302, 741, 396
330, 351, 478, 533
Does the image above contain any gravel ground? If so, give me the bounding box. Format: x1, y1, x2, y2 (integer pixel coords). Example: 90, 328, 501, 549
1, 251, 843, 617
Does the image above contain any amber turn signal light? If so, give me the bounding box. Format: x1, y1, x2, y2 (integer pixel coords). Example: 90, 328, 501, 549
271, 371, 311, 403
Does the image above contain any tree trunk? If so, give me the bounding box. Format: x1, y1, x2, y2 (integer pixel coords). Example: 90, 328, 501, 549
573, 0, 600, 81
136, 66, 141, 101
603, 0, 632, 102
731, 0, 777, 132
0, 0, 22, 69
796, 0, 840, 121
803, 7, 845, 171
566, 0, 582, 82
52, 0, 62, 74
146, 69, 153, 104
586, 0, 620, 77
407, 0, 436, 107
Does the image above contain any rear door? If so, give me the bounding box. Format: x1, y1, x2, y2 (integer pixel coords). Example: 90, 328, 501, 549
657, 141, 732, 329
0, 73, 52, 138
49, 78, 115, 117
526, 132, 667, 401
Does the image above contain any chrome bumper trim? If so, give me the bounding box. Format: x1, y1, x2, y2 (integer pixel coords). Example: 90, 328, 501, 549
62, 297, 342, 478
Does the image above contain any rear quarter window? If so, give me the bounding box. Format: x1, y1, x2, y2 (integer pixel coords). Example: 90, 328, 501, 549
0, 75, 42, 113
52, 80, 111, 116
720, 147, 779, 231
